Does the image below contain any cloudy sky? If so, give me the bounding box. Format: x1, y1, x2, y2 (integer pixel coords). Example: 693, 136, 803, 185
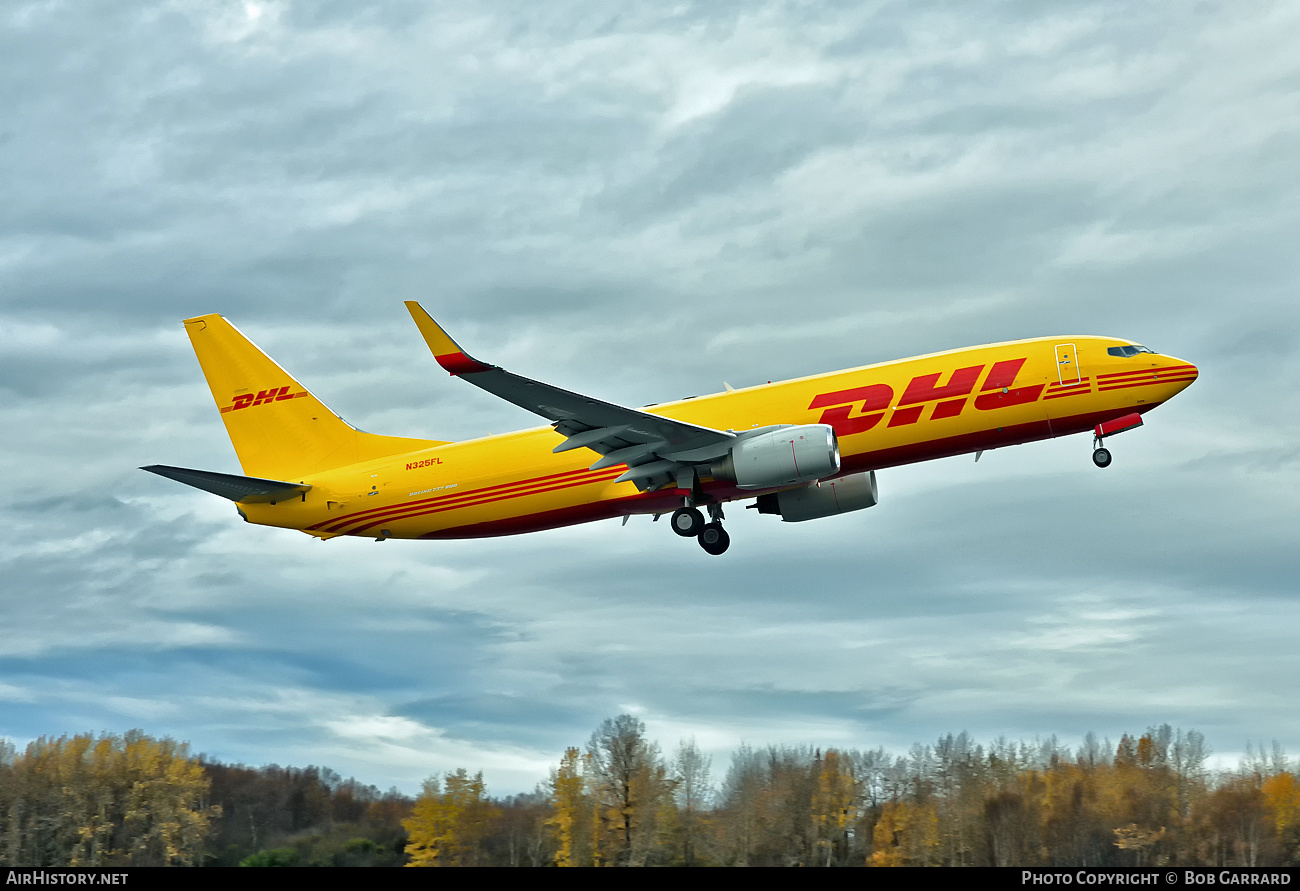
2, 0, 1297, 794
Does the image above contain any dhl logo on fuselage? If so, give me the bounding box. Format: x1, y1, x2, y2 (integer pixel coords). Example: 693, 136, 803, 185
219, 385, 308, 413
808, 358, 1047, 436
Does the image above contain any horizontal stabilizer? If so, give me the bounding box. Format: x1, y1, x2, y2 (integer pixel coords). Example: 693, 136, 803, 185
141, 465, 311, 504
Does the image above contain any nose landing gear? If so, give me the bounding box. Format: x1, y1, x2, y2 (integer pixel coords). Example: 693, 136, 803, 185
1091, 412, 1144, 468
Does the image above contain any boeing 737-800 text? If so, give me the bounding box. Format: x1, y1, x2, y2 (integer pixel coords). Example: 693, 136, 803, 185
143, 303, 1198, 555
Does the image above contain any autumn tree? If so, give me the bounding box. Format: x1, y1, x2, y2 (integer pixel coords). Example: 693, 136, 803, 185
404, 769, 499, 866
1262, 772, 1300, 864
201, 760, 412, 866
716, 744, 766, 865
0, 731, 215, 867
930, 732, 989, 866
587, 714, 674, 866
869, 798, 941, 866
673, 738, 712, 866
810, 749, 856, 866
549, 747, 595, 866
490, 790, 553, 867
985, 786, 1042, 866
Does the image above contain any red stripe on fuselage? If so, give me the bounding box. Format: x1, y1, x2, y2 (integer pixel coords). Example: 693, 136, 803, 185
417, 496, 650, 539
1044, 378, 1092, 399
1097, 364, 1197, 381
1097, 375, 1197, 393
310, 467, 615, 533
343, 469, 627, 535
1044, 387, 1092, 400
327, 468, 626, 535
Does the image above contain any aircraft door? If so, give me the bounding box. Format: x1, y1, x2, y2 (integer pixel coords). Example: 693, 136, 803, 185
1055, 342, 1081, 386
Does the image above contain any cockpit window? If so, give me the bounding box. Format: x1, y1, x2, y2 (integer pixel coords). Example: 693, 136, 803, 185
1107, 344, 1155, 358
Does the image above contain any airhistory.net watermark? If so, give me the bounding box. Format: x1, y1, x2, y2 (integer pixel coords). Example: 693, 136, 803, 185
5, 872, 127, 885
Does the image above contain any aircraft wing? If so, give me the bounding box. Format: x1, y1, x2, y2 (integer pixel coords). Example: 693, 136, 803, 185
405, 302, 737, 490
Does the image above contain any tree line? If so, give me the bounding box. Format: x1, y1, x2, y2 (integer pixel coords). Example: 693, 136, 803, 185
0, 733, 410, 867
416, 717, 1296, 867
2, 721, 1297, 866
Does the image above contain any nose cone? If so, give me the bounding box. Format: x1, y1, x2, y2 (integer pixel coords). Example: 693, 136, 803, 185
1160, 356, 1199, 390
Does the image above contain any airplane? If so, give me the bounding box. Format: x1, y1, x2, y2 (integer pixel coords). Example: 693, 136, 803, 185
143, 304, 1198, 555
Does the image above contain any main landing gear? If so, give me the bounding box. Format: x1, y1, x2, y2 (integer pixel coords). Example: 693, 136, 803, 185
698, 521, 730, 556
670, 506, 704, 537
670, 503, 730, 555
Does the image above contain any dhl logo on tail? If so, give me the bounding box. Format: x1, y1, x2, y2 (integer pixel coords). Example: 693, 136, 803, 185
219, 385, 309, 413
143, 305, 1197, 556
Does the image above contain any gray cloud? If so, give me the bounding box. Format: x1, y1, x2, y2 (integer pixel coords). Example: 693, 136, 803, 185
1, 0, 1298, 793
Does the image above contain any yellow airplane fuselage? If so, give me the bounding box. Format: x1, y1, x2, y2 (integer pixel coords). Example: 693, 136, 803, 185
234, 335, 1196, 540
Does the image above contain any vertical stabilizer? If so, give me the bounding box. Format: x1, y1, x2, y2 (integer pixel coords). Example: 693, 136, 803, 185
183, 315, 446, 480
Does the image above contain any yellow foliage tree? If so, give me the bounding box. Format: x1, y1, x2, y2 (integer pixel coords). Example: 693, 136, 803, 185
1, 731, 215, 867
404, 769, 499, 867
586, 715, 675, 866
1262, 772, 1299, 862
811, 750, 856, 866
549, 747, 594, 867
869, 799, 940, 866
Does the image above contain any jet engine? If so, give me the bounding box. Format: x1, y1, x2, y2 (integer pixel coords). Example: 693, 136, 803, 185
754, 470, 878, 522
711, 425, 840, 490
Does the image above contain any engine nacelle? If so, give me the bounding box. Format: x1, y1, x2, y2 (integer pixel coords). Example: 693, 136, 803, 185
712, 425, 840, 490
754, 471, 878, 522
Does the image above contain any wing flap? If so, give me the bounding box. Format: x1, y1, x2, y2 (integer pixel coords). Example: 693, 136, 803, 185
551, 424, 632, 454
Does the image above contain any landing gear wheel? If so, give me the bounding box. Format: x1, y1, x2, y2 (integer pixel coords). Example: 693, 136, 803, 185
1092, 447, 1112, 468
698, 522, 730, 555
670, 507, 705, 537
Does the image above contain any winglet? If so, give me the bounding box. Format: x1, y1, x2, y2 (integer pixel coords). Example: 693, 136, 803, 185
405, 302, 494, 375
